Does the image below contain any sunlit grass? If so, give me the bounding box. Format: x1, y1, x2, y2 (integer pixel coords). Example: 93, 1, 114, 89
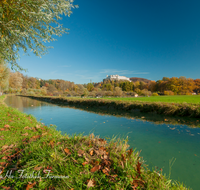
102, 95, 200, 104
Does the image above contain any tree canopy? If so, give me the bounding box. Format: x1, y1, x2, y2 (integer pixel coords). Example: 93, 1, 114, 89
0, 58, 9, 92
0, 0, 76, 70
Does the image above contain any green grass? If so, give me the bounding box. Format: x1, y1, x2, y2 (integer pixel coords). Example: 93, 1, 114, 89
102, 95, 200, 104
0, 96, 190, 189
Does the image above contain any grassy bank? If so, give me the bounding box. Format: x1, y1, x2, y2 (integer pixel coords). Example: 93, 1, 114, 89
102, 95, 200, 104
21, 95, 200, 118
0, 95, 189, 189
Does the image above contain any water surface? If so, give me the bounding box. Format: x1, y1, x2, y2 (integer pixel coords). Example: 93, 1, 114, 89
5, 96, 200, 190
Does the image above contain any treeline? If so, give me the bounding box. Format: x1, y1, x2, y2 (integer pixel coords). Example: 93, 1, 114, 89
2, 71, 200, 97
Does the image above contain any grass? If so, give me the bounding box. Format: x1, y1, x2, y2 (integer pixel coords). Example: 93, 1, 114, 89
0, 95, 190, 189
102, 95, 200, 104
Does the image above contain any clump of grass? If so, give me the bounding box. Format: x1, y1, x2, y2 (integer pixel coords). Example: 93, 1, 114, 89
0, 96, 190, 189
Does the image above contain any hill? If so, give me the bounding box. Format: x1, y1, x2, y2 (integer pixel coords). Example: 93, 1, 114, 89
129, 77, 152, 83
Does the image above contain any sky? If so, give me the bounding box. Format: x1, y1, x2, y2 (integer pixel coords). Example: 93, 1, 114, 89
18, 0, 200, 84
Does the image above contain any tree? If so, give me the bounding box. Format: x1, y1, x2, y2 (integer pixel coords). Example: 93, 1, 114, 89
113, 87, 123, 97
0, 0, 77, 70
194, 79, 200, 93
87, 83, 94, 92
0, 59, 9, 93
9, 72, 23, 89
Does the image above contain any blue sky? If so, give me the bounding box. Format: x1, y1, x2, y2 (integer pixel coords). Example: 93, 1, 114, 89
18, 0, 200, 84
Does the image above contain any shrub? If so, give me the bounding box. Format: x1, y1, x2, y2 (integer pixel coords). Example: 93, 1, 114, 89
152, 92, 159, 96
164, 91, 174, 95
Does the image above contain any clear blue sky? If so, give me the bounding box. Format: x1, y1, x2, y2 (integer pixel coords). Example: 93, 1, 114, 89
18, 0, 200, 84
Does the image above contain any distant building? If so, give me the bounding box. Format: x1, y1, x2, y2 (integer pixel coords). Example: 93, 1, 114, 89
104, 75, 131, 82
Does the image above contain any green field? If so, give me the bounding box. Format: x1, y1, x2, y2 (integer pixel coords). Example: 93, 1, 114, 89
103, 95, 200, 104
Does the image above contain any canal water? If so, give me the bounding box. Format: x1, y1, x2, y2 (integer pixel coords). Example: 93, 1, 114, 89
5, 96, 200, 190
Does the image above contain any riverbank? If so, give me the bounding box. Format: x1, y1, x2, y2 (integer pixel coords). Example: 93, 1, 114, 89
20, 95, 200, 118
0, 95, 190, 189
103, 95, 200, 104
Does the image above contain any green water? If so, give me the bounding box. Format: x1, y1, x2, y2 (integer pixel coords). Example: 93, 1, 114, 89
5, 96, 200, 190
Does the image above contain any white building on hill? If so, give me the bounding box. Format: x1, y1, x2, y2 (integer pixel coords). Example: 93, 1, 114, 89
104, 75, 131, 82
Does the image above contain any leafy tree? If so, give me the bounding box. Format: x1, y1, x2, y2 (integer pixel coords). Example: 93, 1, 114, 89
0, 59, 9, 92
113, 87, 123, 97
9, 72, 23, 89
194, 79, 200, 93
87, 83, 94, 92
0, 0, 77, 70
120, 81, 134, 91
47, 84, 57, 94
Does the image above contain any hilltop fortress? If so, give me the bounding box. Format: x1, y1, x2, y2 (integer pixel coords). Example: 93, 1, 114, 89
104, 75, 131, 82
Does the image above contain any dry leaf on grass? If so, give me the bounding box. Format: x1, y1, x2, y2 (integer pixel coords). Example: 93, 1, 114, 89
90, 165, 101, 173
42, 132, 48, 136
26, 181, 36, 190
22, 132, 28, 136
2, 145, 9, 149
82, 162, 88, 166
2, 187, 12, 190
36, 124, 41, 129
34, 166, 43, 171
1, 156, 7, 160
0, 162, 7, 166
90, 150, 94, 156
49, 141, 54, 148
87, 179, 95, 187
78, 149, 84, 156
64, 148, 71, 155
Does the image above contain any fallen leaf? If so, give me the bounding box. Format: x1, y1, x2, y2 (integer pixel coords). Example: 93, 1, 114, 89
22, 132, 28, 136
0, 162, 7, 166
78, 149, 84, 156
4, 125, 10, 128
91, 165, 101, 173
102, 168, 109, 176
64, 148, 71, 155
82, 162, 89, 166
87, 179, 95, 187
1, 145, 9, 149
49, 141, 54, 148
36, 124, 41, 129
34, 166, 43, 171
1, 156, 7, 160
26, 181, 36, 190
2, 187, 12, 190
90, 150, 94, 156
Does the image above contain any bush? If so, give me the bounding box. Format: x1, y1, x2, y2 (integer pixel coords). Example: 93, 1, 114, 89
152, 92, 159, 96
141, 89, 152, 96
164, 91, 174, 95
113, 87, 123, 97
